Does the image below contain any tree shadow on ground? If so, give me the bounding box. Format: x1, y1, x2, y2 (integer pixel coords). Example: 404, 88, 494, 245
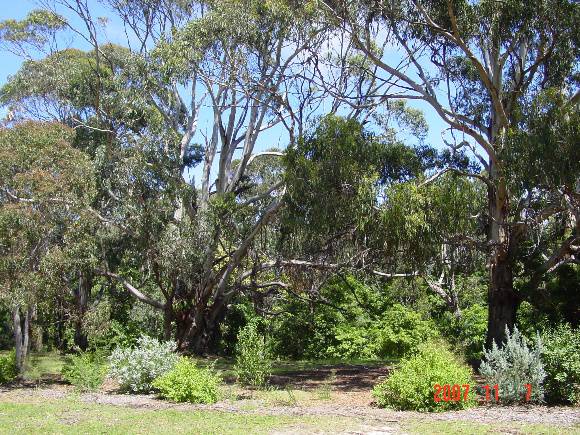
266, 364, 392, 392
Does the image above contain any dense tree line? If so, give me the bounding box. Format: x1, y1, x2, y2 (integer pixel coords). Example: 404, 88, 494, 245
0, 0, 577, 370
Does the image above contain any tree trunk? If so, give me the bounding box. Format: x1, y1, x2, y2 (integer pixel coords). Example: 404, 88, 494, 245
23, 306, 31, 356
73, 272, 91, 350
29, 305, 43, 352
486, 258, 520, 349
174, 298, 229, 355
485, 166, 520, 349
12, 305, 31, 375
163, 305, 173, 341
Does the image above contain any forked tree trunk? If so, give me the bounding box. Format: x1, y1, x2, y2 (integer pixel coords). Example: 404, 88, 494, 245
12, 305, 32, 375
173, 297, 229, 355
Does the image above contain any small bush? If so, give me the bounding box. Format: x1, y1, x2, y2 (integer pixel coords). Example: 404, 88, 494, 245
373, 341, 475, 411
375, 304, 439, 358
61, 352, 107, 392
541, 323, 580, 404
0, 350, 17, 384
152, 357, 221, 404
479, 325, 545, 404
234, 321, 272, 388
109, 335, 179, 393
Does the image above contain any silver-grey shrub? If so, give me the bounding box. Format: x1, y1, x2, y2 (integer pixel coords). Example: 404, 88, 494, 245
479, 325, 545, 403
109, 335, 179, 393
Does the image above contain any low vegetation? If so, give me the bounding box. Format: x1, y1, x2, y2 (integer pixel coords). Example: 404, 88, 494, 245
108, 336, 179, 393
152, 358, 222, 404
234, 322, 272, 388
61, 352, 107, 392
479, 326, 545, 404
541, 324, 580, 405
373, 341, 476, 411
0, 350, 16, 384
0, 398, 354, 434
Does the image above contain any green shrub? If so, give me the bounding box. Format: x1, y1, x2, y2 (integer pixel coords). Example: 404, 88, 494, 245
375, 304, 439, 358
61, 352, 107, 392
152, 357, 221, 404
325, 324, 377, 359
441, 304, 488, 361
479, 325, 545, 404
234, 321, 272, 388
0, 350, 17, 384
109, 335, 179, 393
541, 323, 580, 404
373, 341, 475, 411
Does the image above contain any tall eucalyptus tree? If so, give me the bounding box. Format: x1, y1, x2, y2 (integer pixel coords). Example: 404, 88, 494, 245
6, 0, 331, 352
322, 0, 580, 346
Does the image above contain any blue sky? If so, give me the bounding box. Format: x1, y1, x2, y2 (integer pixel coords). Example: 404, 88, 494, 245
0, 3, 33, 91
0, 0, 451, 179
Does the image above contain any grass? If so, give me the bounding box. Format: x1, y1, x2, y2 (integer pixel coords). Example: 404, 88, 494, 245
2, 351, 578, 434
0, 350, 65, 382
0, 397, 357, 434
404, 420, 580, 435
24, 351, 66, 381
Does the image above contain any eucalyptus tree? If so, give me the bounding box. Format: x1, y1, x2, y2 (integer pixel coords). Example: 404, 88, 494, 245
0, 40, 148, 349
282, 113, 486, 318
322, 0, 580, 346
10, 0, 332, 352
0, 122, 95, 372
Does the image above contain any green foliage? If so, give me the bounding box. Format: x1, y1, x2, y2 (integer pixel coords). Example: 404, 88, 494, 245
443, 304, 488, 361
324, 324, 377, 360
0, 9, 65, 52
479, 326, 546, 404
0, 350, 17, 384
61, 352, 107, 392
540, 324, 580, 404
516, 301, 552, 339
379, 174, 484, 267
108, 336, 179, 393
152, 357, 221, 404
375, 304, 440, 358
234, 321, 272, 388
268, 277, 441, 360
0, 122, 96, 316
283, 115, 423, 259
267, 276, 384, 360
504, 89, 580, 192
372, 341, 475, 411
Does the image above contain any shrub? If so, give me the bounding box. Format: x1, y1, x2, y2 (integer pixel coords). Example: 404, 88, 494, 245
375, 304, 439, 358
442, 304, 488, 361
152, 358, 221, 404
325, 324, 377, 359
541, 323, 580, 404
479, 325, 545, 404
234, 321, 272, 387
0, 350, 17, 384
373, 340, 475, 411
61, 352, 107, 392
109, 335, 179, 393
